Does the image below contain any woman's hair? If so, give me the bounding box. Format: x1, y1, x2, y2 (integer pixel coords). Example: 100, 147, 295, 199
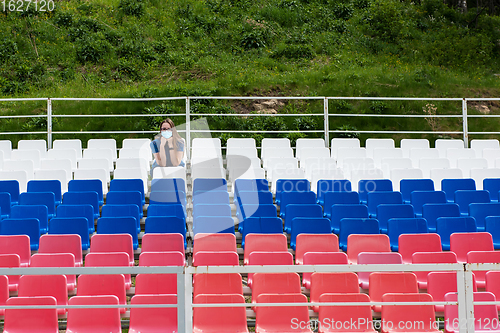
159, 118, 183, 146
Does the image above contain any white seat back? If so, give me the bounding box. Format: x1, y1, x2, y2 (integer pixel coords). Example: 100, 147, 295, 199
53, 139, 82, 159
88, 139, 117, 161
18, 139, 47, 159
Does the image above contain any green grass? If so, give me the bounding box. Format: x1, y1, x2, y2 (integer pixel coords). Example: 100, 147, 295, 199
0, 0, 499, 146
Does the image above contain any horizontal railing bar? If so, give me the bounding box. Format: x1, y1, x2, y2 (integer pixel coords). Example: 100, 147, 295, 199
189, 113, 323, 117
329, 130, 463, 134
466, 263, 500, 271
190, 130, 323, 133
327, 97, 463, 101
51, 114, 186, 117
0, 131, 48, 135
466, 98, 500, 101
51, 97, 186, 101
52, 130, 185, 134
466, 115, 500, 118
192, 301, 458, 308
0, 304, 181, 309
190, 96, 325, 100
0, 98, 48, 101
0, 115, 48, 119
328, 114, 462, 118
0, 266, 184, 275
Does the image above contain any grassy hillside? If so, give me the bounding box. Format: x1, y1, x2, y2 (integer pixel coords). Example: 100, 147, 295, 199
0, 0, 500, 146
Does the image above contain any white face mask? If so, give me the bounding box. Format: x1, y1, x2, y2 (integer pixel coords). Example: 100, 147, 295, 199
161, 130, 172, 139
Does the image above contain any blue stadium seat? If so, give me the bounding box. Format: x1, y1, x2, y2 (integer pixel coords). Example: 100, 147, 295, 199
56, 204, 95, 234
105, 191, 143, 219
422, 203, 460, 232
279, 191, 316, 218
316, 179, 352, 206
109, 179, 145, 205
48, 217, 90, 250
387, 217, 428, 251
0, 218, 40, 250
436, 216, 477, 250
284, 204, 323, 234
485, 216, 500, 249
400, 179, 434, 204
11, 205, 48, 234
101, 204, 141, 234
144, 216, 187, 248
150, 178, 186, 193
0, 180, 20, 206
238, 204, 278, 232
240, 217, 283, 248
27, 180, 62, 206
441, 178, 476, 203
338, 218, 379, 251
366, 191, 403, 218
147, 203, 186, 220
330, 204, 369, 234
236, 191, 273, 206
149, 191, 187, 207
233, 179, 269, 197
0, 192, 11, 219
483, 178, 500, 202
68, 179, 104, 206
193, 191, 230, 205
97, 216, 138, 250
358, 179, 393, 204
469, 203, 500, 232
19, 192, 56, 220
290, 217, 331, 250
410, 191, 446, 217
192, 178, 228, 193
193, 216, 235, 236
454, 190, 490, 216
62, 191, 100, 222
376, 204, 414, 234
275, 179, 310, 206
193, 204, 232, 219
323, 192, 360, 219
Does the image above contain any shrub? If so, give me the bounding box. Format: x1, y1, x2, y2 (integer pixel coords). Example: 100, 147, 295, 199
75, 36, 111, 64
118, 0, 145, 17
53, 12, 73, 28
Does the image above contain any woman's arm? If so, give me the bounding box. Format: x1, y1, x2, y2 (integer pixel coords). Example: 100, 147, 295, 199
155, 138, 168, 167
168, 139, 184, 166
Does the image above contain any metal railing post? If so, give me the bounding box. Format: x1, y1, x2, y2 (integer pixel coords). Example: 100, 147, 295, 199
463, 98, 469, 148
177, 269, 186, 333
457, 265, 475, 333
184, 267, 193, 333
186, 97, 191, 161
47, 98, 52, 149
324, 97, 329, 147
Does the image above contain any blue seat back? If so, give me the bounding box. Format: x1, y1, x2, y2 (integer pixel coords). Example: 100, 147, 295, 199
0, 180, 20, 205
400, 179, 434, 203
339, 218, 379, 251
422, 203, 460, 232
48, 217, 90, 250
149, 191, 187, 207
366, 191, 403, 218
483, 178, 500, 202
237, 204, 278, 232
151, 178, 186, 193
330, 204, 369, 234
234, 179, 269, 197
316, 179, 352, 205
284, 204, 323, 233
144, 216, 186, 248
109, 179, 145, 204
193, 216, 235, 236
97, 216, 138, 250
56, 204, 95, 234
236, 191, 273, 207
106, 191, 143, 208
410, 191, 446, 216
193, 191, 230, 205
147, 203, 186, 220
290, 217, 331, 250
469, 202, 500, 232
101, 204, 141, 234
192, 178, 228, 193
454, 190, 490, 215
193, 204, 232, 219
436, 216, 477, 250
27, 180, 62, 205
68, 179, 103, 205
279, 191, 316, 218
485, 216, 500, 250
240, 217, 283, 248
376, 204, 414, 233
441, 178, 476, 203
323, 192, 359, 218
11, 205, 48, 234
275, 179, 310, 205
387, 217, 428, 251
62, 191, 100, 221
0, 192, 11, 218
358, 179, 393, 204
19, 192, 56, 219
0, 218, 40, 250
